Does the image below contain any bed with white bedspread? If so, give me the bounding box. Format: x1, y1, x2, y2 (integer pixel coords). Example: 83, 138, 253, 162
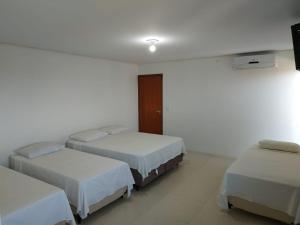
10, 148, 134, 219
67, 131, 186, 186
0, 165, 75, 225
218, 145, 300, 224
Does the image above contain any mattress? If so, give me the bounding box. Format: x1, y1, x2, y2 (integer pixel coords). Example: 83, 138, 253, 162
67, 132, 186, 178
10, 148, 135, 219
218, 146, 300, 224
0, 166, 75, 225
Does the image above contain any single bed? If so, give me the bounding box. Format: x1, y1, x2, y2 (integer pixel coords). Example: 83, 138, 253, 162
10, 147, 135, 221
218, 145, 300, 224
67, 131, 186, 188
0, 165, 75, 225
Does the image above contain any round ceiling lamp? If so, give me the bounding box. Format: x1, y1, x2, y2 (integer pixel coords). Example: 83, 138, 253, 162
147, 39, 159, 53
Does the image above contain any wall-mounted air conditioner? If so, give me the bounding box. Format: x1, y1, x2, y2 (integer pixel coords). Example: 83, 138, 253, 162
233, 52, 276, 69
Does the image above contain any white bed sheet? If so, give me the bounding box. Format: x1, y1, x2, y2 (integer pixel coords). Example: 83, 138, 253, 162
10, 148, 134, 219
218, 146, 300, 224
67, 132, 186, 179
0, 166, 75, 225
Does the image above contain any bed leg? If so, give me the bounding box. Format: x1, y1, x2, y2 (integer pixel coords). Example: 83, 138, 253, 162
75, 214, 82, 224
228, 202, 233, 209
134, 185, 140, 191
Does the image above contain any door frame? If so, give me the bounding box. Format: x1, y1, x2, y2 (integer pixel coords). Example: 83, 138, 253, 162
138, 73, 163, 134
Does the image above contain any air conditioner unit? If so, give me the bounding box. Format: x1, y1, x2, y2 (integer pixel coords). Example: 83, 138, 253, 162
233, 52, 276, 69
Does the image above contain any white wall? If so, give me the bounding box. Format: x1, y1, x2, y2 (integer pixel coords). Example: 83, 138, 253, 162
139, 51, 300, 158
0, 45, 298, 164
0, 44, 138, 166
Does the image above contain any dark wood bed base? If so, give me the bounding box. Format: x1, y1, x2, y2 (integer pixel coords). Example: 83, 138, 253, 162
131, 153, 184, 189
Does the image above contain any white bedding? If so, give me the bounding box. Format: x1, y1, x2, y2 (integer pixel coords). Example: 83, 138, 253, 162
218, 146, 300, 224
10, 148, 134, 219
67, 132, 186, 179
0, 166, 75, 225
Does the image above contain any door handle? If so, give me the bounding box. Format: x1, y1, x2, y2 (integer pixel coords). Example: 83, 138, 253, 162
156, 110, 161, 113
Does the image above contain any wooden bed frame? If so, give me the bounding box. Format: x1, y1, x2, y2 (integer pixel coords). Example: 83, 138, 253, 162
228, 196, 295, 224
72, 186, 128, 223
131, 153, 184, 189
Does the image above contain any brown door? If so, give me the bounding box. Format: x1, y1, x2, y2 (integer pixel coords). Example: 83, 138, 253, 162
138, 74, 163, 134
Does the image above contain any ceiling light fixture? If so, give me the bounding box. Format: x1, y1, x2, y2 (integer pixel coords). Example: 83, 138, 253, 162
147, 39, 159, 53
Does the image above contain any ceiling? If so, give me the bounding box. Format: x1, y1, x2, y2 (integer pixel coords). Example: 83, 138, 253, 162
0, 0, 299, 64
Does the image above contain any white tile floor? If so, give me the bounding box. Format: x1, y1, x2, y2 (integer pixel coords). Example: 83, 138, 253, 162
83, 151, 284, 225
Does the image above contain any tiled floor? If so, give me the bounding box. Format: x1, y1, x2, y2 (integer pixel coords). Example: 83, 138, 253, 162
83, 151, 283, 225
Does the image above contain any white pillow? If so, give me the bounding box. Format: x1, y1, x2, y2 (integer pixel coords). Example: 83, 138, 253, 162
259, 139, 300, 153
99, 125, 129, 135
15, 142, 64, 159
69, 129, 108, 142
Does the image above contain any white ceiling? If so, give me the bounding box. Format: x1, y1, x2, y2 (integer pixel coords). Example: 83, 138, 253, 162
0, 0, 299, 64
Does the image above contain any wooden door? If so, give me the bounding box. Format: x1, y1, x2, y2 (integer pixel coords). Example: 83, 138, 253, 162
138, 74, 163, 134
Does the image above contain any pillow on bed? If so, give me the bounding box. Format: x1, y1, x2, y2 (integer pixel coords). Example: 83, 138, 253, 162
259, 139, 300, 153
99, 125, 129, 135
69, 129, 108, 142
15, 142, 64, 159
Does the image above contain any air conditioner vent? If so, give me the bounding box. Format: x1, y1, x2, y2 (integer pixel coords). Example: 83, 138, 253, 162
233, 52, 275, 69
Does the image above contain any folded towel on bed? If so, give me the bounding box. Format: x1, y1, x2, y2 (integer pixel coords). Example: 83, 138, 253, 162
259, 139, 299, 153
